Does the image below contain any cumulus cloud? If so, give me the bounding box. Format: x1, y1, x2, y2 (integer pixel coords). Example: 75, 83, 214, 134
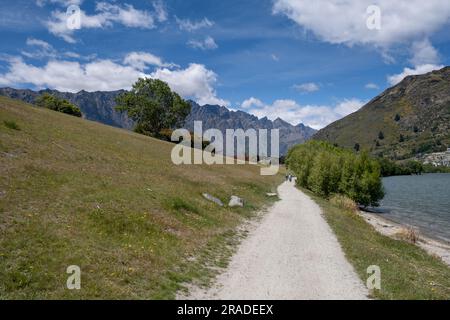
241, 97, 365, 129
45, 2, 162, 42
410, 39, 440, 66
387, 64, 444, 86
241, 97, 264, 109
123, 52, 175, 70
0, 53, 227, 106
175, 17, 214, 32
20, 37, 86, 60
151, 64, 229, 106
293, 82, 319, 93
187, 36, 218, 50
273, 0, 450, 48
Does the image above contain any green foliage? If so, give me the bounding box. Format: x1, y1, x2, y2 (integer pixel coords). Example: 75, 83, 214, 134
115, 78, 191, 137
378, 158, 424, 176
35, 93, 82, 117
3, 120, 20, 130
287, 141, 384, 207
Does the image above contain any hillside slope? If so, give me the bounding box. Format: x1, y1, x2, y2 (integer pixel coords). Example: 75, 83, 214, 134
0, 88, 316, 155
313, 67, 450, 160
0, 96, 282, 299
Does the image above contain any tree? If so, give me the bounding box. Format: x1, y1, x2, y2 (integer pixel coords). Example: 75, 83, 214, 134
394, 114, 401, 122
399, 134, 405, 142
354, 143, 360, 152
36, 93, 82, 117
115, 78, 191, 137
378, 131, 384, 140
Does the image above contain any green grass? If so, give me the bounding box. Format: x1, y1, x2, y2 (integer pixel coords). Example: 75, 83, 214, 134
306, 190, 450, 299
3, 120, 20, 131
0, 96, 283, 299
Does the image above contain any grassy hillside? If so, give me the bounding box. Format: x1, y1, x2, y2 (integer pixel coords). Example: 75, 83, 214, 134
0, 96, 283, 299
314, 67, 450, 160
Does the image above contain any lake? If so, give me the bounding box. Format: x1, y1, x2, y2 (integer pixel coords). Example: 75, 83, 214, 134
377, 173, 450, 243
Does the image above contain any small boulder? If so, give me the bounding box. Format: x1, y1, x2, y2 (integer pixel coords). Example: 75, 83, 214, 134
229, 195, 244, 207
202, 193, 224, 207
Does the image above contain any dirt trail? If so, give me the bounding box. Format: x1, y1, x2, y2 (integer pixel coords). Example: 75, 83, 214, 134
183, 180, 369, 300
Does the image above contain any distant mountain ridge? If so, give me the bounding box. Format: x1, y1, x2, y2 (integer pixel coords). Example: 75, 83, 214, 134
0, 87, 316, 155
313, 66, 450, 160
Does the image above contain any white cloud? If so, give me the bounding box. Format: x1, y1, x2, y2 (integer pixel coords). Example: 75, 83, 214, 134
273, 0, 450, 48
0, 54, 227, 107
46, 2, 159, 43
123, 52, 175, 70
0, 57, 145, 92
293, 82, 319, 93
242, 97, 365, 129
187, 36, 218, 50
151, 64, 228, 106
271, 54, 280, 62
152, 0, 168, 22
36, 0, 83, 6
241, 97, 264, 109
410, 39, 440, 66
19, 38, 92, 61
365, 83, 379, 90
387, 64, 444, 86
175, 17, 214, 32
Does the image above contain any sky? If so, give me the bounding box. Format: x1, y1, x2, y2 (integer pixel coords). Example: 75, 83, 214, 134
0, 0, 449, 129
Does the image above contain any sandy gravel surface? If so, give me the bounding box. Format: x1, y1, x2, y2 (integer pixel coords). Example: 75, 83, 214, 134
183, 181, 369, 300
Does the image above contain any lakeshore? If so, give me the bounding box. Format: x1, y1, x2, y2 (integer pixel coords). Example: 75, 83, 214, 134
360, 211, 450, 266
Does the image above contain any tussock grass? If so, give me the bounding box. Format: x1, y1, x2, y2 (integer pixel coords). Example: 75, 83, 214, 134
395, 227, 420, 244
329, 194, 358, 212
0, 96, 283, 299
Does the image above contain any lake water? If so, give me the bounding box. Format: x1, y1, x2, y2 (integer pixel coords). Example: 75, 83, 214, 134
376, 173, 450, 243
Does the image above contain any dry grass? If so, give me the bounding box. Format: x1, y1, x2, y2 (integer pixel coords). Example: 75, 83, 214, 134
0, 96, 283, 299
329, 194, 358, 212
395, 226, 420, 244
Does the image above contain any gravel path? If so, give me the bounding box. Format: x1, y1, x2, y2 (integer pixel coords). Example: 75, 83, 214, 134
184, 180, 369, 300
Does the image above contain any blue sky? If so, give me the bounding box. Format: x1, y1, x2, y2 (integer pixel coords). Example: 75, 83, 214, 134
0, 0, 450, 129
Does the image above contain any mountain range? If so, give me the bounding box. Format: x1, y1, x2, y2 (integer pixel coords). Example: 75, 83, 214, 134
0, 87, 316, 155
313, 66, 450, 160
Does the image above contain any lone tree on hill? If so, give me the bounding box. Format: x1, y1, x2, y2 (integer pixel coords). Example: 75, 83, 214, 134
115, 78, 191, 137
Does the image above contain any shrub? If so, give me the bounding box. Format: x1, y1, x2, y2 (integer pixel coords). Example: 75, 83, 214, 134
330, 194, 358, 212
35, 93, 82, 117
287, 141, 384, 207
3, 120, 20, 130
395, 226, 420, 244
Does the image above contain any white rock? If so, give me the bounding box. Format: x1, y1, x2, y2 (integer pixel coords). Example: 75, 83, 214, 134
229, 195, 244, 207
203, 193, 224, 206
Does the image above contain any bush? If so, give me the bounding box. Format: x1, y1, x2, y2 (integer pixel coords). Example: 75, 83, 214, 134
35, 93, 82, 117
287, 141, 384, 207
3, 120, 20, 130
330, 194, 358, 212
